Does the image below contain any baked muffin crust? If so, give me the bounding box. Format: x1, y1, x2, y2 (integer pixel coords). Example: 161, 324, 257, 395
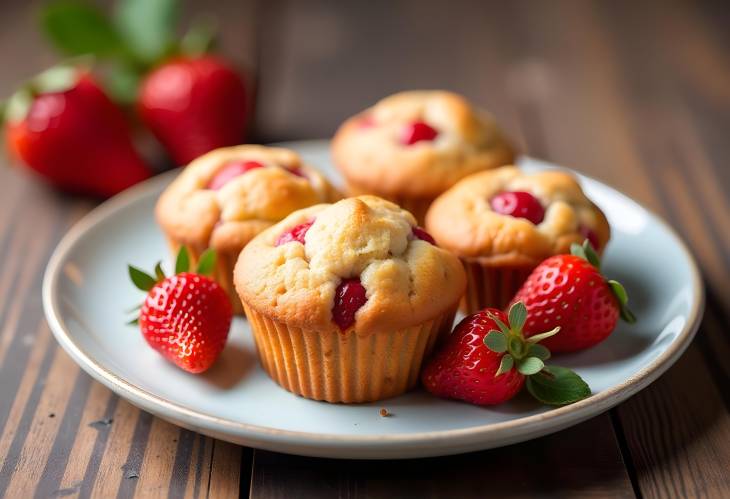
425, 166, 610, 265
331, 90, 515, 198
156, 145, 339, 253
235, 196, 466, 334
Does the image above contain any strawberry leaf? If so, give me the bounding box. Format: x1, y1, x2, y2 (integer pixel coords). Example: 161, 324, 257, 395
40, 1, 127, 58
495, 354, 514, 376
608, 279, 628, 304
571, 241, 601, 269
154, 261, 165, 281
196, 249, 216, 275
115, 0, 178, 64
128, 265, 156, 291
620, 306, 637, 324
507, 301, 527, 332
582, 240, 601, 268
180, 17, 217, 57
526, 366, 591, 406
483, 330, 508, 353
528, 343, 551, 361
105, 62, 141, 105
125, 303, 142, 313
525, 326, 561, 344
4, 88, 33, 124
608, 280, 637, 324
32, 65, 79, 94
570, 242, 587, 261
127, 317, 139, 326
486, 312, 511, 336
516, 356, 544, 375
175, 246, 190, 274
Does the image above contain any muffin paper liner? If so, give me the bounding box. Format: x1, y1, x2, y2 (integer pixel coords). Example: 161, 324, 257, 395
461, 260, 535, 314
166, 239, 243, 315
243, 304, 457, 403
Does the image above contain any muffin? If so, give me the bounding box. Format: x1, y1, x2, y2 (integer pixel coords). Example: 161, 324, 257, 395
426, 166, 610, 313
156, 145, 339, 313
331, 90, 515, 222
234, 196, 466, 403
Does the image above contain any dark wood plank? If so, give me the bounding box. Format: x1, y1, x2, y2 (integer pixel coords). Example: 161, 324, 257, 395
252, 0, 525, 142
0, 0, 257, 497
617, 341, 730, 498
251, 415, 633, 499
582, 1, 730, 497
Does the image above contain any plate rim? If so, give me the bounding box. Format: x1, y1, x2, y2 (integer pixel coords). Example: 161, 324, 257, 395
42, 142, 705, 457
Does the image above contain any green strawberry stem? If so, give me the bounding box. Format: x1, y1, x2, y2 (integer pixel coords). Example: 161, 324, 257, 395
571, 240, 637, 324
126, 247, 216, 324
485, 301, 592, 406
485, 302, 560, 376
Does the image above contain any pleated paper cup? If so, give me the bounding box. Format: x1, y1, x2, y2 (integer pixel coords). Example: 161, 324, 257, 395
167, 239, 243, 315
243, 304, 457, 403
461, 259, 535, 314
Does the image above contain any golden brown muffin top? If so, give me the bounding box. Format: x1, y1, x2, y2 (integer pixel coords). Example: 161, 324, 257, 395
331, 90, 515, 198
425, 166, 610, 266
234, 196, 466, 334
156, 145, 339, 253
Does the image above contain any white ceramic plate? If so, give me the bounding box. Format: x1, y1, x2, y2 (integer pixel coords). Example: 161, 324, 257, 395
43, 140, 703, 459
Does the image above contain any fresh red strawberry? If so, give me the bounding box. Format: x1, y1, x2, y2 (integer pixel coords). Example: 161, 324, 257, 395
4, 67, 151, 197
511, 241, 636, 353
138, 56, 248, 165
422, 309, 524, 405
128, 248, 232, 373
422, 302, 591, 406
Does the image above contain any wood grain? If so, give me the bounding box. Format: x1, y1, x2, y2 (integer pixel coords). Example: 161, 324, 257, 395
0, 0, 729, 497
250, 415, 634, 499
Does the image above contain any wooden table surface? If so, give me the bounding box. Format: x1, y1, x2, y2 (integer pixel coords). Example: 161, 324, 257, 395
1, 0, 729, 497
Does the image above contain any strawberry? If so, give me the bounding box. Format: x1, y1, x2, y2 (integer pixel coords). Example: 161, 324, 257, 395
138, 56, 248, 165
422, 302, 591, 406
128, 247, 232, 373
38, 2, 250, 166
4, 66, 151, 197
511, 241, 636, 353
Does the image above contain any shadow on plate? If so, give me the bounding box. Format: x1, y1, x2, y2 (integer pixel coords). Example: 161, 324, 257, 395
553, 328, 656, 369
200, 344, 258, 389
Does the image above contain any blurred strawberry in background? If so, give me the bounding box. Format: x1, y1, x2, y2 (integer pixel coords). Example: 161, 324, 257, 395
5, 66, 152, 197
139, 56, 248, 165
1, 0, 250, 197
